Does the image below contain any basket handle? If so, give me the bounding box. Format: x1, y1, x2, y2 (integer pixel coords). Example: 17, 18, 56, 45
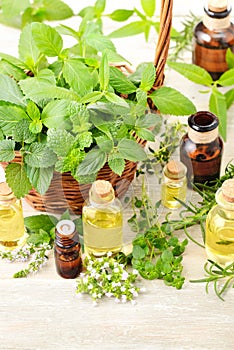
153, 0, 173, 89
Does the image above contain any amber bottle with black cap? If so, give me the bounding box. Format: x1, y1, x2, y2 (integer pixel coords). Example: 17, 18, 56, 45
193, 0, 234, 80
54, 219, 82, 279
180, 111, 223, 188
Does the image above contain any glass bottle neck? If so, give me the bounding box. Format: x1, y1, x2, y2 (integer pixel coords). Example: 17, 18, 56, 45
188, 126, 218, 144
55, 231, 79, 248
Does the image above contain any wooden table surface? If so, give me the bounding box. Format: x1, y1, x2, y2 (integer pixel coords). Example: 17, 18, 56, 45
0, 1, 234, 349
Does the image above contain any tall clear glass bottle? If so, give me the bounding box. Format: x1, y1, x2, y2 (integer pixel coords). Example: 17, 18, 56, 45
161, 160, 187, 209
180, 111, 223, 188
205, 179, 234, 264
192, 0, 234, 81
0, 182, 26, 250
54, 219, 82, 279
82, 180, 123, 257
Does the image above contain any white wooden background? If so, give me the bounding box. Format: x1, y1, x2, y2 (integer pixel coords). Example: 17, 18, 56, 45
0, 1, 234, 349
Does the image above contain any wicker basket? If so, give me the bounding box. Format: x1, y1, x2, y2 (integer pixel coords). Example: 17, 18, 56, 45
2, 0, 173, 215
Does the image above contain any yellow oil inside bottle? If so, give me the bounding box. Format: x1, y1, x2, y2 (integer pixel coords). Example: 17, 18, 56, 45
83, 206, 123, 257
206, 217, 234, 265
161, 182, 186, 209
0, 203, 26, 249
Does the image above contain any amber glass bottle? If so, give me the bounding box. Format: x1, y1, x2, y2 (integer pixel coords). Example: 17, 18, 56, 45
180, 111, 223, 188
54, 219, 82, 279
0, 182, 26, 250
206, 179, 234, 264
82, 180, 123, 257
193, 0, 234, 80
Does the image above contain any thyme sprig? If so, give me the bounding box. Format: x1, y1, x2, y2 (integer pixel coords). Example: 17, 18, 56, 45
190, 260, 234, 301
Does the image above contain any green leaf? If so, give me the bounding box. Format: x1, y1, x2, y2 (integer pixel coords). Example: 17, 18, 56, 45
0, 52, 27, 69
26, 165, 54, 194
0, 129, 4, 141
95, 136, 113, 152
209, 88, 227, 141
47, 128, 75, 157
24, 214, 58, 234
225, 89, 234, 109
108, 9, 134, 22
226, 48, 234, 69
27, 229, 51, 246
29, 120, 42, 134
108, 157, 125, 176
13, 119, 36, 143
140, 63, 156, 91
77, 148, 107, 176
105, 92, 129, 108
41, 99, 73, 129
0, 74, 25, 106
135, 128, 155, 141
24, 142, 57, 168
26, 101, 41, 121
135, 113, 161, 128
1, 0, 30, 18
19, 78, 80, 103
132, 245, 146, 259
80, 91, 104, 104
99, 52, 109, 91
76, 131, 93, 150
94, 0, 106, 15
63, 59, 93, 97
161, 250, 174, 263
108, 21, 146, 38
0, 60, 27, 81
43, 0, 74, 21
150, 87, 197, 116
85, 33, 116, 52
167, 61, 213, 86
0, 140, 15, 162
141, 0, 155, 17
117, 139, 147, 162
31, 22, 63, 57
109, 66, 137, 94
5, 162, 32, 198
217, 68, 234, 86
0, 104, 29, 136
18, 23, 42, 69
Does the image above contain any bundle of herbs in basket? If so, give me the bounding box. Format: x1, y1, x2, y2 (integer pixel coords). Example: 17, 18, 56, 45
0, 0, 196, 214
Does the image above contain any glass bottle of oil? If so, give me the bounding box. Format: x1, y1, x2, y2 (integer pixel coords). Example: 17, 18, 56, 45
180, 111, 223, 188
205, 179, 234, 265
192, 0, 234, 81
54, 219, 82, 279
82, 180, 123, 257
0, 182, 26, 250
161, 160, 187, 209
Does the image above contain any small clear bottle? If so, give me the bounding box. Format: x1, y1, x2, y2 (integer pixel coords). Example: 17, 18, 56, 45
161, 160, 187, 209
54, 219, 82, 279
205, 179, 234, 264
0, 182, 26, 250
180, 111, 223, 188
82, 180, 123, 257
192, 0, 234, 81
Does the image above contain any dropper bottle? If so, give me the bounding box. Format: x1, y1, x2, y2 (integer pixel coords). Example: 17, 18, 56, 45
192, 0, 234, 80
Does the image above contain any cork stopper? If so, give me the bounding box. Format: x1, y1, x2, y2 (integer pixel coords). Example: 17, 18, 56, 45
164, 160, 187, 180
221, 179, 234, 203
0, 182, 13, 196
208, 0, 228, 12
90, 180, 115, 204
56, 220, 75, 235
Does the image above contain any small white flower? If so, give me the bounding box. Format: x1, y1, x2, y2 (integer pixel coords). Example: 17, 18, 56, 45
140, 287, 146, 293
120, 286, 126, 292
121, 271, 129, 280
121, 295, 127, 303
105, 292, 113, 298
114, 267, 119, 273
131, 300, 137, 306
88, 284, 93, 290
132, 269, 139, 275
103, 262, 109, 268
115, 298, 120, 303
107, 251, 112, 257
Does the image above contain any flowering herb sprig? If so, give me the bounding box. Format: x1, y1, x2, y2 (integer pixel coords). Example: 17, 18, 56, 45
76, 253, 142, 305
0, 243, 51, 278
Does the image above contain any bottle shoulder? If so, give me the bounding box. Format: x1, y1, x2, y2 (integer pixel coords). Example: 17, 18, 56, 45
194, 21, 234, 45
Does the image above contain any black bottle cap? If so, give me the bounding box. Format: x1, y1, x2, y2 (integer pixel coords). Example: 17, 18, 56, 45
204, 6, 232, 19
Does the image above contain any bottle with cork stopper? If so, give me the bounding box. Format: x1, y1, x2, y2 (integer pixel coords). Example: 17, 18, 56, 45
192, 0, 234, 81
82, 180, 123, 257
161, 160, 187, 209
54, 219, 82, 279
0, 181, 26, 250
205, 179, 234, 265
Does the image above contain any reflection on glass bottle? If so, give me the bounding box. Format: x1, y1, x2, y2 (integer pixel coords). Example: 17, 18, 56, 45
206, 179, 234, 264
193, 0, 234, 80
82, 180, 123, 257
180, 111, 223, 188
161, 160, 187, 209
0, 182, 26, 250
54, 219, 82, 279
